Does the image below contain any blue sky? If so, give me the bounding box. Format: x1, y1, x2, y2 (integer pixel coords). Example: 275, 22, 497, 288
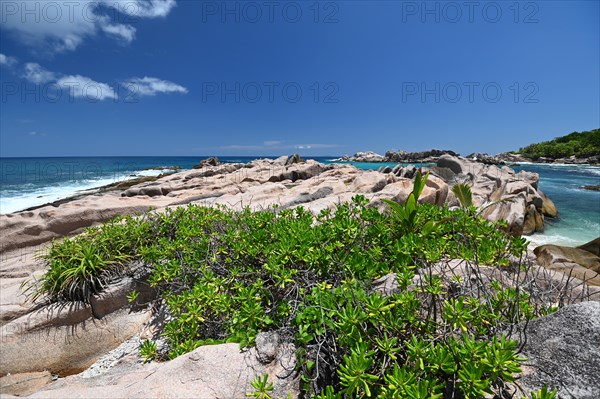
0, 0, 598, 157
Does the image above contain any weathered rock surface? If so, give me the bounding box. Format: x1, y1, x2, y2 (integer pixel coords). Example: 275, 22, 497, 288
495, 152, 532, 163
384, 149, 458, 163
465, 152, 505, 165
285, 153, 304, 165
1, 307, 151, 377
17, 338, 297, 399
432, 155, 555, 235
0, 371, 54, 397
0, 157, 557, 256
514, 301, 600, 399
341, 149, 460, 164
0, 277, 154, 377
347, 151, 385, 162
374, 256, 600, 302
0, 203, 154, 254
495, 152, 600, 165
534, 238, 600, 286
578, 237, 600, 256
193, 156, 220, 169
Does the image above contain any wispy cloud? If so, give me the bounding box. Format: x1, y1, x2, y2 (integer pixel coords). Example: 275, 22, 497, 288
100, 21, 137, 44
0, 0, 176, 54
107, 0, 177, 18
264, 140, 284, 146
125, 77, 188, 96
23, 63, 56, 84
27, 131, 47, 137
0, 53, 18, 67
294, 144, 341, 149
20, 62, 116, 101
17, 61, 185, 101
57, 75, 118, 100
218, 142, 343, 151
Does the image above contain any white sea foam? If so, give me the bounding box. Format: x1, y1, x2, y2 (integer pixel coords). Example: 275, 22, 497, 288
526, 233, 587, 248
0, 168, 180, 214
132, 168, 175, 177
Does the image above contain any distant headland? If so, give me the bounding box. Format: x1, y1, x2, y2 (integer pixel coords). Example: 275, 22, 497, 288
337, 128, 600, 165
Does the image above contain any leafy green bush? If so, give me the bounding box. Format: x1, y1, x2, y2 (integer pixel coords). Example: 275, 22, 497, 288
30, 172, 553, 398
24, 215, 153, 303
248, 374, 275, 399
139, 339, 158, 362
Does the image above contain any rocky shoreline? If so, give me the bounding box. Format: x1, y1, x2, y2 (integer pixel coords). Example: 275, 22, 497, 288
338, 149, 600, 165
1, 155, 599, 398
0, 154, 559, 253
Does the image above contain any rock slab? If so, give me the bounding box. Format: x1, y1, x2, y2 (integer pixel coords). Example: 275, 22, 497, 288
516, 301, 600, 399
21, 340, 298, 398
534, 237, 600, 286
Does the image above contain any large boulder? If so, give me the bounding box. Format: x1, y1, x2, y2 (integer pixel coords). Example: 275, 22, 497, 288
0, 371, 53, 396
465, 152, 505, 165
523, 204, 544, 235
193, 157, 220, 169
350, 172, 391, 193
534, 238, 600, 286
437, 154, 484, 176
285, 154, 304, 165
578, 237, 600, 256
514, 301, 600, 398
385, 149, 458, 163
21, 338, 298, 398
480, 192, 528, 235
423, 174, 448, 206
0, 203, 154, 254
351, 151, 385, 162
433, 155, 556, 235
0, 277, 155, 376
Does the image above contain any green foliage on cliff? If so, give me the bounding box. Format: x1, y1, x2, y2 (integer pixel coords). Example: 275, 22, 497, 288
29, 173, 557, 399
518, 128, 600, 160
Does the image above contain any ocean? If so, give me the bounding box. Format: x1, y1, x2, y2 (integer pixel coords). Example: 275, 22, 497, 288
1, 156, 598, 247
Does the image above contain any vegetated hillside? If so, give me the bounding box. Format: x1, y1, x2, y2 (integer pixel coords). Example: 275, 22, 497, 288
518, 128, 600, 160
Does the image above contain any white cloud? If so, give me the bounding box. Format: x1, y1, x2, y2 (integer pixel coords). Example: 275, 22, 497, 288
100, 20, 136, 44
20, 62, 117, 101
0, 0, 176, 54
19, 62, 184, 101
56, 75, 117, 100
23, 63, 56, 84
219, 143, 342, 151
0, 53, 17, 67
28, 131, 47, 137
103, 0, 177, 18
294, 144, 341, 149
264, 140, 283, 146
125, 77, 188, 96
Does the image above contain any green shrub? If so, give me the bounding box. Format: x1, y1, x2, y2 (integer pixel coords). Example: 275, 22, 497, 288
247, 374, 275, 399
139, 339, 157, 362
30, 172, 553, 398
24, 215, 153, 303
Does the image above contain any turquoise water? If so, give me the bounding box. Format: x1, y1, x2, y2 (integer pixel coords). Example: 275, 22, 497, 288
1, 157, 598, 246
512, 163, 600, 247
